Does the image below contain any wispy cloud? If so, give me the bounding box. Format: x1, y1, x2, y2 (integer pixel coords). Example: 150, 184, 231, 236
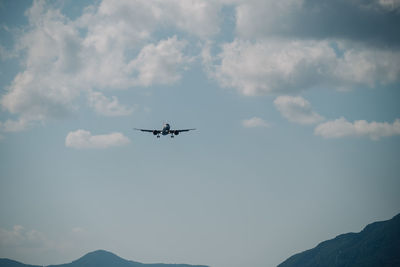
314, 117, 400, 140
0, 118, 30, 132
0, 225, 51, 249
65, 130, 130, 149
0, 224, 89, 264
274, 96, 324, 125
242, 117, 269, 128
88, 91, 133, 117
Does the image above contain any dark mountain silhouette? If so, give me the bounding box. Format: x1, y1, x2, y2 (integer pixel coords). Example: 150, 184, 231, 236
0, 250, 208, 267
0, 259, 39, 267
278, 213, 400, 267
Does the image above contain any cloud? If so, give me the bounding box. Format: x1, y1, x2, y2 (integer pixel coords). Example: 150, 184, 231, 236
242, 117, 269, 128
3, 0, 400, 136
314, 117, 400, 140
0, 1, 85, 128
91, 0, 222, 39
127, 36, 191, 86
0, 224, 87, 263
0, 118, 30, 132
0, 0, 207, 131
202, 0, 400, 96
377, 0, 400, 10
234, 0, 400, 46
159, 0, 222, 39
0, 225, 50, 249
65, 130, 130, 149
88, 91, 133, 117
209, 39, 400, 95
274, 96, 324, 125
0, 44, 17, 60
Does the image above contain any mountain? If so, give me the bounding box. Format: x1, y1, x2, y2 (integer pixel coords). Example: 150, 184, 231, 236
278, 213, 400, 267
0, 259, 40, 267
0, 250, 208, 267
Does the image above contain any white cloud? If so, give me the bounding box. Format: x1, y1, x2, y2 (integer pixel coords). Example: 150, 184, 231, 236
0, 118, 30, 132
3, 0, 400, 137
205, 0, 400, 95
274, 96, 324, 125
0, 225, 50, 249
0, 224, 86, 263
128, 36, 191, 86
88, 91, 133, 117
242, 117, 269, 128
333, 46, 400, 88
209, 39, 400, 95
1, 2, 85, 128
91, 0, 222, 40
374, 0, 400, 11
1, 0, 205, 131
160, 0, 222, 38
314, 117, 400, 140
65, 129, 130, 149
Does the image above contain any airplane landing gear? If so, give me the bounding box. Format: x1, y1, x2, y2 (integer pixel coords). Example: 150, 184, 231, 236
157, 135, 160, 138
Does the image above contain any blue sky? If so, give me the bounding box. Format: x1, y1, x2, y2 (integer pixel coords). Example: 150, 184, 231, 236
0, 1, 400, 267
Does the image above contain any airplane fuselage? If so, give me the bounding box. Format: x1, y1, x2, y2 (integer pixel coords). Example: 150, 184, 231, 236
161, 123, 170, 135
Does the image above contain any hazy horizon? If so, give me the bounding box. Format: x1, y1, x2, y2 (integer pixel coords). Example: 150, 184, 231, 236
1, 1, 400, 267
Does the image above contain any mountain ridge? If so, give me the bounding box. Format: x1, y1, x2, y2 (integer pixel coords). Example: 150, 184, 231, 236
2, 214, 399, 267
278, 213, 400, 267
0, 250, 208, 267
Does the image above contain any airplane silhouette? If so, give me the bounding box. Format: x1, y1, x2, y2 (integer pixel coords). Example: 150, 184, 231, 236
134, 123, 195, 138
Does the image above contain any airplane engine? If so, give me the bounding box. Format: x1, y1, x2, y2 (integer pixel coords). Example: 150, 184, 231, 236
174, 131, 179, 135
153, 130, 158, 135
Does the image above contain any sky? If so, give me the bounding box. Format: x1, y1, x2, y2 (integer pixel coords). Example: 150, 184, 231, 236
0, 0, 400, 267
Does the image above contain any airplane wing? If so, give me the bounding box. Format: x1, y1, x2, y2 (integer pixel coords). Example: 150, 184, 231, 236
171, 128, 196, 133
133, 128, 161, 134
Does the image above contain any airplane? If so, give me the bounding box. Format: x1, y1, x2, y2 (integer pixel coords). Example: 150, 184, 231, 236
134, 123, 195, 138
